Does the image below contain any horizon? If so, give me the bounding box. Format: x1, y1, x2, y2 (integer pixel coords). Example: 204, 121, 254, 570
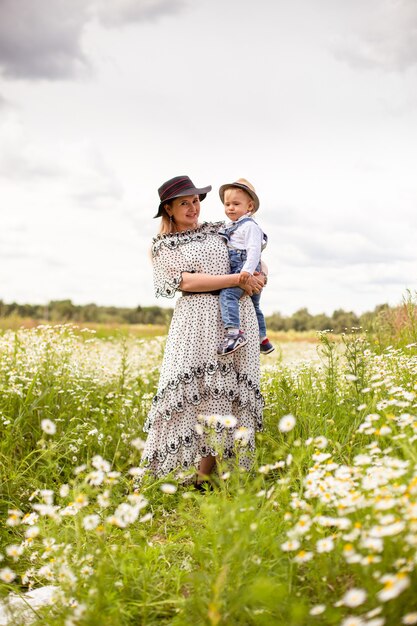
0, 293, 406, 319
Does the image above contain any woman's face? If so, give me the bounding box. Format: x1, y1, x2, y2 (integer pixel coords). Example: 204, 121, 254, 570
167, 194, 201, 231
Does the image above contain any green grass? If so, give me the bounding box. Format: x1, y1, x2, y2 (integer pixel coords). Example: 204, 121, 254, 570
1, 325, 417, 625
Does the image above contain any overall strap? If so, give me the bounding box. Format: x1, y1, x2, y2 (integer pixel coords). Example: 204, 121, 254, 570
219, 217, 255, 242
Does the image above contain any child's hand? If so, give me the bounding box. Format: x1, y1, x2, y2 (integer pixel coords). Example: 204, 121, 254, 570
238, 271, 251, 286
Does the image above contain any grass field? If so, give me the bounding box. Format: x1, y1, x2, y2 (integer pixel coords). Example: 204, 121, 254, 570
1, 322, 417, 625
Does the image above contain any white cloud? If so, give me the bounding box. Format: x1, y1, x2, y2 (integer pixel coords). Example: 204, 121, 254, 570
95, 0, 186, 27
0, 109, 123, 209
0, 0, 90, 79
332, 0, 417, 72
0, 110, 64, 180
0, 0, 186, 80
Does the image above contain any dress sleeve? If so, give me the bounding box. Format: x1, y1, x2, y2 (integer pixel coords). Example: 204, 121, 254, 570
152, 240, 188, 298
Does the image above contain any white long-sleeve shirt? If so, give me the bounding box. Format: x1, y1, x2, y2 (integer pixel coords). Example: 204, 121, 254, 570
226, 215, 267, 274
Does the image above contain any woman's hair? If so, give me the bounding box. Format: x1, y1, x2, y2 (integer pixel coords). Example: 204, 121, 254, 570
159, 202, 173, 234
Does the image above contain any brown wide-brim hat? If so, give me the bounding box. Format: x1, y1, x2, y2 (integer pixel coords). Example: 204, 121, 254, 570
219, 178, 260, 213
154, 175, 212, 218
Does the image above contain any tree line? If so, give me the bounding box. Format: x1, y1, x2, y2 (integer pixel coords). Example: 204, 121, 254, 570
0, 300, 173, 326
0, 299, 394, 334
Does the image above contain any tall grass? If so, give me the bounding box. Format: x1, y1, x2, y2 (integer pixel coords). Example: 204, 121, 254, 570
1, 324, 417, 625
365, 290, 417, 351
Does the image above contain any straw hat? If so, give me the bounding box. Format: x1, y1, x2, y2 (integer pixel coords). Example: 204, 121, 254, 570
219, 178, 260, 212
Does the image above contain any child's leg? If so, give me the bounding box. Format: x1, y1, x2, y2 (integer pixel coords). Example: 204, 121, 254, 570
251, 292, 267, 338
251, 293, 275, 354
219, 286, 244, 331
218, 286, 248, 355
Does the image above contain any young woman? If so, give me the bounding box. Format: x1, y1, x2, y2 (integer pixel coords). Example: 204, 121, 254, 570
142, 175, 264, 484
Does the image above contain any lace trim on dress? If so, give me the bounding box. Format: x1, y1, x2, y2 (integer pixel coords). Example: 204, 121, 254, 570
142, 428, 254, 476
151, 221, 225, 257
155, 275, 183, 299
143, 360, 264, 432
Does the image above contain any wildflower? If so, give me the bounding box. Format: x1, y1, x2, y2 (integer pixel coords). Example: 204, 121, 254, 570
21, 512, 38, 525
202, 414, 222, 427
294, 550, 313, 563
340, 618, 365, 626
5, 544, 24, 561
91, 455, 111, 472
221, 472, 230, 480
139, 512, 153, 523
128, 467, 146, 478
59, 484, 70, 497
341, 588, 367, 607
32, 503, 60, 519
25, 526, 40, 539
74, 493, 89, 509
310, 605, 326, 616
379, 425, 392, 436
82, 514, 101, 530
234, 426, 252, 445
217, 414, 238, 428
314, 436, 328, 449
106, 471, 121, 483
37, 564, 54, 581
377, 573, 410, 602
316, 537, 334, 553
160, 483, 177, 494
0, 567, 17, 583
108, 503, 141, 527
290, 515, 312, 537
361, 536, 383, 552
345, 374, 358, 382
281, 539, 300, 552
369, 521, 405, 537
97, 491, 111, 508
127, 493, 148, 509
6, 509, 23, 526
278, 414, 296, 432
131, 437, 146, 450
41, 419, 56, 435
403, 614, 417, 624
85, 470, 105, 486
40, 489, 54, 504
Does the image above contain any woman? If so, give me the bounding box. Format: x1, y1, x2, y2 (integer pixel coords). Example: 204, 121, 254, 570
142, 175, 264, 482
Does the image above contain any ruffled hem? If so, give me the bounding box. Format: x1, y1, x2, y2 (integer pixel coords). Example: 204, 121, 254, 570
144, 360, 263, 430
142, 409, 258, 478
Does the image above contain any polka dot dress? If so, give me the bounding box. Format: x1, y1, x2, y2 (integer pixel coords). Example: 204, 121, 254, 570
142, 222, 264, 477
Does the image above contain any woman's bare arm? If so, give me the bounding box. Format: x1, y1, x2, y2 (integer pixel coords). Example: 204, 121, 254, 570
180, 272, 264, 295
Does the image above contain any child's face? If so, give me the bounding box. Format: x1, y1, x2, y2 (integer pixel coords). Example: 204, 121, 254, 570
223, 188, 254, 222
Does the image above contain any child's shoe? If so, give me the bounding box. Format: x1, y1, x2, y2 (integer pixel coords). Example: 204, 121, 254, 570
217, 331, 247, 356
260, 338, 275, 354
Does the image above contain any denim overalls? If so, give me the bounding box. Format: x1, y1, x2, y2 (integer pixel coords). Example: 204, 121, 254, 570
219, 217, 267, 338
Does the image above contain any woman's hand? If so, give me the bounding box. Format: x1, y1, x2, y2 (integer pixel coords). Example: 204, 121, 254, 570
239, 271, 265, 296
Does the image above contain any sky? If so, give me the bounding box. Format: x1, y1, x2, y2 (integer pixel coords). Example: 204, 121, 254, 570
1, 0, 416, 316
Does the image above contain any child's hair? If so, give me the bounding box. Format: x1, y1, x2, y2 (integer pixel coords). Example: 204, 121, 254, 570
223, 187, 255, 212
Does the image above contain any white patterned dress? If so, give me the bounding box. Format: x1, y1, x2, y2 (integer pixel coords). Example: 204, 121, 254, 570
142, 221, 264, 477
